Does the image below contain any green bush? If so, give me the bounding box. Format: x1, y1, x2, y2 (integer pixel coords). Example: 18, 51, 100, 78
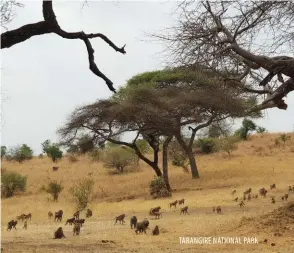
256, 126, 267, 133
70, 178, 94, 211
7, 144, 33, 163
235, 119, 257, 140
149, 176, 171, 199
168, 141, 189, 173
195, 138, 218, 154
1, 171, 27, 198
218, 136, 239, 155
1, 146, 7, 159
42, 140, 63, 162
45, 180, 64, 201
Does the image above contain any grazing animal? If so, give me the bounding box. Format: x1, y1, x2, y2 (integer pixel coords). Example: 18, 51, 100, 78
114, 214, 126, 225
212, 207, 216, 212
135, 219, 149, 234
54, 210, 63, 222
234, 197, 238, 202
7, 220, 17, 231
149, 206, 161, 215
231, 190, 236, 195
180, 206, 189, 215
73, 211, 80, 219
216, 206, 222, 214
54, 227, 66, 239
284, 193, 289, 201
75, 219, 85, 227
239, 201, 245, 208
86, 209, 92, 218
65, 218, 76, 225
289, 186, 293, 192
270, 184, 276, 190
178, 199, 185, 205
169, 200, 178, 209
23, 221, 28, 230
24, 213, 32, 221
259, 188, 268, 197
52, 166, 59, 171
48, 211, 53, 219
130, 216, 137, 229
152, 225, 159, 236
73, 223, 81, 236
244, 188, 252, 195
247, 194, 251, 201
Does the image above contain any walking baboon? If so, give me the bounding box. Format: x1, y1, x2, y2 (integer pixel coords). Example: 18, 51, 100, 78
285, 193, 289, 201
135, 219, 149, 234
271, 197, 275, 204
65, 218, 75, 225
23, 221, 27, 230
216, 206, 222, 214
54, 227, 66, 239
243, 194, 247, 200
244, 188, 251, 195
178, 199, 185, 205
73, 223, 81, 236
73, 211, 80, 219
52, 166, 59, 171
254, 194, 258, 199
259, 188, 268, 197
48, 211, 53, 219
169, 200, 178, 209
86, 209, 92, 218
54, 210, 63, 222
180, 206, 189, 215
234, 197, 238, 202
130, 216, 137, 229
152, 225, 159, 235
114, 214, 126, 225
212, 207, 216, 212
231, 190, 236, 195
282, 196, 285, 201
24, 213, 32, 221
289, 186, 293, 192
75, 219, 85, 227
270, 184, 276, 190
149, 206, 161, 215
16, 214, 26, 222
247, 194, 251, 201
239, 201, 245, 207
7, 220, 17, 231
154, 211, 163, 219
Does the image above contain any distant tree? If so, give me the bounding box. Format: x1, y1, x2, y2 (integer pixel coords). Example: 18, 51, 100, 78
42, 140, 63, 162
256, 126, 267, 133
77, 134, 95, 154
235, 119, 257, 140
66, 144, 79, 154
206, 121, 232, 138
7, 144, 33, 163
1, 171, 27, 198
44, 180, 63, 201
1, 145, 7, 159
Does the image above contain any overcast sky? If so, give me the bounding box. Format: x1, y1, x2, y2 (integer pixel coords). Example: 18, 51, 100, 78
1, 1, 294, 154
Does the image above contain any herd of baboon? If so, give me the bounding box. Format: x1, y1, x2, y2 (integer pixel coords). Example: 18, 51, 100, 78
6, 184, 293, 239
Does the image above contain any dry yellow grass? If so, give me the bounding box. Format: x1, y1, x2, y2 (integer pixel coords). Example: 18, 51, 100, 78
1, 133, 294, 252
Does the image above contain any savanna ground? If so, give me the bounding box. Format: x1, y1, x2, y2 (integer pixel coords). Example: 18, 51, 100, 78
1, 133, 294, 253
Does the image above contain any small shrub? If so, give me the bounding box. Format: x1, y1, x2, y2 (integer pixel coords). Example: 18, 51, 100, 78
38, 153, 44, 159
70, 178, 94, 211
279, 134, 291, 146
256, 126, 267, 133
68, 155, 78, 163
7, 144, 33, 163
45, 180, 64, 201
149, 176, 171, 199
195, 138, 218, 154
42, 140, 63, 162
218, 136, 239, 155
1, 171, 27, 198
88, 148, 101, 162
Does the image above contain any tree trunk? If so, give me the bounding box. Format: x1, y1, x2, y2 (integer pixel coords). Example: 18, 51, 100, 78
162, 136, 172, 192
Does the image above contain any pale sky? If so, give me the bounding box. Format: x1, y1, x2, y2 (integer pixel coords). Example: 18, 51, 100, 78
1, 1, 294, 154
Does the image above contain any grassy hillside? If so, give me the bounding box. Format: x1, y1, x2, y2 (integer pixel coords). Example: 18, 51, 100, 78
1, 133, 294, 253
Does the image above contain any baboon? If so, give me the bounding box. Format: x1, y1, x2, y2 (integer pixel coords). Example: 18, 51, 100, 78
285, 193, 289, 201
48, 211, 53, 219
216, 206, 222, 214
270, 184, 276, 190
281, 196, 285, 201
271, 197, 276, 204
24, 213, 32, 221
23, 221, 27, 230
130, 216, 137, 229
149, 206, 161, 215
180, 206, 189, 215
243, 188, 252, 195
254, 194, 258, 199
169, 200, 178, 209
73, 211, 80, 219
86, 209, 92, 218
7, 220, 17, 231
54, 210, 63, 222
154, 212, 163, 219
75, 219, 85, 227
231, 190, 236, 195
73, 223, 81, 236
54, 227, 66, 239
135, 219, 149, 234
259, 188, 268, 197
289, 186, 293, 192
234, 197, 238, 202
114, 214, 126, 225
65, 218, 76, 225
212, 207, 216, 212
152, 225, 159, 236
16, 214, 26, 222
243, 194, 247, 200
52, 166, 59, 171
247, 194, 251, 201
178, 199, 185, 205
239, 201, 245, 208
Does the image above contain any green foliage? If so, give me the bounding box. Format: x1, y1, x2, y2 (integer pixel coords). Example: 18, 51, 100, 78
195, 138, 218, 154
70, 178, 94, 211
275, 134, 291, 147
1, 171, 27, 198
149, 176, 171, 199
168, 141, 189, 173
102, 146, 137, 173
7, 144, 33, 163
207, 122, 231, 138
66, 144, 79, 154
135, 139, 150, 154
235, 119, 257, 140
218, 136, 239, 155
1, 146, 7, 159
77, 134, 94, 154
88, 147, 101, 162
45, 180, 64, 201
42, 140, 63, 162
256, 126, 267, 133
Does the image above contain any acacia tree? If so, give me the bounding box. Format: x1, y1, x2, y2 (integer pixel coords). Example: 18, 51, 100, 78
1, 0, 126, 92
157, 1, 294, 112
